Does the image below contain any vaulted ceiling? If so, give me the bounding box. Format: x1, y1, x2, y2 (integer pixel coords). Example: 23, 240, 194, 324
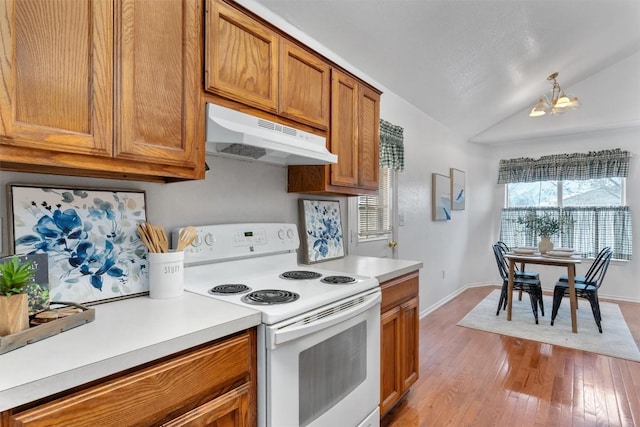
249, 0, 640, 144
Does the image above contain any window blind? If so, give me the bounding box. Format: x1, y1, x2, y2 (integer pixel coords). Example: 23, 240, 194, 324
358, 168, 391, 239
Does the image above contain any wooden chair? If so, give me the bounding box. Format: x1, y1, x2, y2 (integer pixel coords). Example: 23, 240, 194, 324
550, 247, 612, 333
493, 243, 544, 324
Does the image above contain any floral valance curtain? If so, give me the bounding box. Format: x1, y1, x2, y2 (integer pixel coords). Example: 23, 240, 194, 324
497, 148, 630, 184
379, 119, 404, 172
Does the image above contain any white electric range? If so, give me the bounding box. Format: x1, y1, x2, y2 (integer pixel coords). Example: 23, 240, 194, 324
176, 223, 381, 427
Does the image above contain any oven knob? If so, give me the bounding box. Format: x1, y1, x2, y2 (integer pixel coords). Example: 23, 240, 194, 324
191, 235, 203, 247
278, 229, 285, 240
204, 233, 216, 246
286, 229, 294, 239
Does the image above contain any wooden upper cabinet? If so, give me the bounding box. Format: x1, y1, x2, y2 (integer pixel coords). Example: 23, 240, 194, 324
279, 39, 330, 129
205, 0, 279, 112
358, 84, 380, 190
0, 0, 113, 157
330, 70, 359, 187
287, 68, 381, 196
0, 0, 204, 182
205, 0, 329, 129
115, 0, 200, 169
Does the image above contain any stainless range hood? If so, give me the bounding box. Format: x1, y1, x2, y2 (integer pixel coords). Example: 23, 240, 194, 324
205, 103, 337, 166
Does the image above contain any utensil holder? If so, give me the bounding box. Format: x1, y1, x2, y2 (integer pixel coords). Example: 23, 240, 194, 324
148, 251, 184, 299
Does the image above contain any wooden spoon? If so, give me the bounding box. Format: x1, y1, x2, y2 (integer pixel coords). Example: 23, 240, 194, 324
176, 226, 197, 251
153, 225, 169, 253
137, 223, 158, 253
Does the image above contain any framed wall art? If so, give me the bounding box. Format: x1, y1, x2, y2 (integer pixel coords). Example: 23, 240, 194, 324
299, 199, 345, 264
450, 168, 465, 211
8, 184, 148, 304
432, 173, 451, 221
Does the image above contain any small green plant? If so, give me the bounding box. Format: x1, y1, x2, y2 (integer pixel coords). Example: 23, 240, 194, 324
0, 256, 35, 296
517, 213, 561, 237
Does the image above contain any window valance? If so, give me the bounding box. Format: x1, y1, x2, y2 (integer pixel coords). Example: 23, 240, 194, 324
497, 148, 630, 184
379, 119, 404, 172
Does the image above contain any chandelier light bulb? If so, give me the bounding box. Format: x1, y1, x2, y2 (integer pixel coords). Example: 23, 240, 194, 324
529, 72, 580, 117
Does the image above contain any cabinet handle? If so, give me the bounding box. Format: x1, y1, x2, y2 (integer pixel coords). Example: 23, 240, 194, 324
388, 241, 398, 248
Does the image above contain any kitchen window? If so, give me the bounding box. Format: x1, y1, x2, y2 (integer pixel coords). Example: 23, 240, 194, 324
498, 149, 632, 260
357, 167, 392, 240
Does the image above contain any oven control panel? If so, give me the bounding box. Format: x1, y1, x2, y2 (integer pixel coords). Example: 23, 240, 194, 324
173, 223, 300, 265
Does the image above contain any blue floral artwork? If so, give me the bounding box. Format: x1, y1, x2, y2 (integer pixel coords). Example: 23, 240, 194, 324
300, 200, 345, 263
10, 185, 148, 304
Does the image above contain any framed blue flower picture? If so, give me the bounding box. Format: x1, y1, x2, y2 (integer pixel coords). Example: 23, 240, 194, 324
299, 199, 345, 264
8, 184, 148, 304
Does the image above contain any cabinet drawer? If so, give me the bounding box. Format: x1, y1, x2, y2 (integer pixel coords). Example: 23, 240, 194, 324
380, 271, 419, 312
10, 332, 252, 427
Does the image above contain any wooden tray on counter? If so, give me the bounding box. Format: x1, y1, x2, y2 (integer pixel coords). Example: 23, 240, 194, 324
0, 302, 95, 355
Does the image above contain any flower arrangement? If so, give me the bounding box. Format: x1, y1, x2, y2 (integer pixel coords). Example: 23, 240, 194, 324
516, 213, 560, 237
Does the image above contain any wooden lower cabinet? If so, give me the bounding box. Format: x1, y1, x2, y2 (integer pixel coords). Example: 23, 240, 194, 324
380, 271, 419, 417
2, 330, 256, 427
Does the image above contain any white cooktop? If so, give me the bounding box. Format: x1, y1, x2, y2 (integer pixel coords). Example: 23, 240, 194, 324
178, 223, 378, 325
184, 252, 378, 325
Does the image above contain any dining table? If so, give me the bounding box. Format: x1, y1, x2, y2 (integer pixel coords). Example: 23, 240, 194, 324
504, 253, 582, 333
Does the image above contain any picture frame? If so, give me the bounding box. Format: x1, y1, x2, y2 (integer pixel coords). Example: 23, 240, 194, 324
299, 199, 345, 264
432, 173, 451, 221
8, 184, 148, 304
450, 168, 465, 211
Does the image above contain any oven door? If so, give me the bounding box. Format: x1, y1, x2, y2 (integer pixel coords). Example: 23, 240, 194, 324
263, 288, 381, 427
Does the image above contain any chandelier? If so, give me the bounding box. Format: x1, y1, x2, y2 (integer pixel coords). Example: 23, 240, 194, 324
529, 72, 581, 117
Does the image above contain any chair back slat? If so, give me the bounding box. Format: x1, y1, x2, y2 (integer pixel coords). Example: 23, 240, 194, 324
584, 246, 611, 278
493, 243, 509, 281
584, 247, 612, 290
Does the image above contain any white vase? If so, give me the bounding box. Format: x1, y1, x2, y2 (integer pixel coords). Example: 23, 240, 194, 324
538, 236, 554, 254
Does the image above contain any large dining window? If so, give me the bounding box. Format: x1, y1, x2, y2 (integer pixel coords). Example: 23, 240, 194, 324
498, 149, 632, 260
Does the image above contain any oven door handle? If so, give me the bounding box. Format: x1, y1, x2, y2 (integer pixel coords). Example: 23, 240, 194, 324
269, 290, 381, 348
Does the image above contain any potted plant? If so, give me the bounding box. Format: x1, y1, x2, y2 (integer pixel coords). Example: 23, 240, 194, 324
0, 256, 35, 336
516, 213, 561, 254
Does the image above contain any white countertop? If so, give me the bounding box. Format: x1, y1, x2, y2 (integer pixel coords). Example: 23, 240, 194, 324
315, 256, 423, 283
0, 292, 261, 412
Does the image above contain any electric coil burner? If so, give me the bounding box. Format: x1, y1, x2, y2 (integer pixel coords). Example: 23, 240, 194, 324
320, 275, 357, 284
280, 270, 322, 280
241, 289, 300, 305
208, 284, 251, 295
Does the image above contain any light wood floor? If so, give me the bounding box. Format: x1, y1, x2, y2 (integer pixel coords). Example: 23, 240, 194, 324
381, 286, 640, 427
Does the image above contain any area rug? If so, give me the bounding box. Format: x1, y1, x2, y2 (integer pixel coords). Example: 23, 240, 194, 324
457, 289, 640, 362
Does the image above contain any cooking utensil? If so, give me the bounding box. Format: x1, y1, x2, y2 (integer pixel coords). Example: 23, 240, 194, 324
153, 225, 169, 253
137, 223, 161, 253
176, 226, 197, 251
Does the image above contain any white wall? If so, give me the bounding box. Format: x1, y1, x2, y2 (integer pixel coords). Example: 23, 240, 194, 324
487, 126, 640, 302
0, 157, 346, 259
379, 91, 498, 314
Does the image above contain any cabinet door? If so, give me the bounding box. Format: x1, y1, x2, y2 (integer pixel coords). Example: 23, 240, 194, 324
163, 383, 251, 427
115, 0, 200, 168
279, 39, 330, 129
330, 69, 359, 187
380, 306, 402, 416
401, 296, 419, 391
9, 333, 253, 427
206, 0, 278, 113
358, 85, 380, 190
0, 0, 113, 156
